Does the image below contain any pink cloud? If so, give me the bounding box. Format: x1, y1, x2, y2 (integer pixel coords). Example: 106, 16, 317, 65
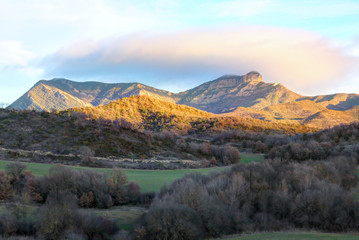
41, 26, 358, 95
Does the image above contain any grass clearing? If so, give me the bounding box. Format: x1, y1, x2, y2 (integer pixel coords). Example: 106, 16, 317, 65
239, 152, 264, 164
0, 153, 261, 192
85, 206, 146, 230
221, 232, 359, 240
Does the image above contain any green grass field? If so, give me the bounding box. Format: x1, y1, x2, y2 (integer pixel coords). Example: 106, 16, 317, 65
221, 232, 359, 240
83, 206, 146, 230
0, 152, 263, 192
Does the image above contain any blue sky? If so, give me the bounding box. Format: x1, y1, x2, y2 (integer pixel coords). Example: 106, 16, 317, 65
0, 0, 358, 103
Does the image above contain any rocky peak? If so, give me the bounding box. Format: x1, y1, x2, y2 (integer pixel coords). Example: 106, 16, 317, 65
241, 71, 263, 84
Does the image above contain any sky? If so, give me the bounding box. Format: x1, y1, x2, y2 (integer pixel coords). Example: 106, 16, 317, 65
0, 0, 359, 103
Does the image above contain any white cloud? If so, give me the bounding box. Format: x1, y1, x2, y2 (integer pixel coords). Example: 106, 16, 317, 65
40, 26, 358, 95
0, 41, 34, 68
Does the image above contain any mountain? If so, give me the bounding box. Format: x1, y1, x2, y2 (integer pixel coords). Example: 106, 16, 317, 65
10, 78, 178, 111
9, 72, 302, 113
178, 71, 301, 113
10, 82, 92, 111
8, 72, 359, 129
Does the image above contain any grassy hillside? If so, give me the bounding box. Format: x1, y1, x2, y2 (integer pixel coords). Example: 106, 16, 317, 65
346, 106, 359, 119
302, 109, 358, 128
263, 100, 326, 119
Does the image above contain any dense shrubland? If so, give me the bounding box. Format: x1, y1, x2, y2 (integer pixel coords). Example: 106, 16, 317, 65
0, 191, 120, 239
0, 162, 153, 208
135, 157, 359, 239
0, 163, 151, 239
212, 123, 359, 162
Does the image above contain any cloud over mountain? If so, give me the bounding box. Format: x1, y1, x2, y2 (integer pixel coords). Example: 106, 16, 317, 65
40, 27, 357, 95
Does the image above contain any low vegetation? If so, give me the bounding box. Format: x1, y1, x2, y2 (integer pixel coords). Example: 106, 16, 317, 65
0, 162, 152, 239
223, 232, 359, 240
136, 157, 359, 239
212, 122, 359, 163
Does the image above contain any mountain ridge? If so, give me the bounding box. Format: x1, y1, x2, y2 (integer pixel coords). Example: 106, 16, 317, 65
8, 71, 359, 129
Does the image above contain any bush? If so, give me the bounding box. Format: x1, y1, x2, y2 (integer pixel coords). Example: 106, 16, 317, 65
139, 205, 204, 240
37, 191, 78, 240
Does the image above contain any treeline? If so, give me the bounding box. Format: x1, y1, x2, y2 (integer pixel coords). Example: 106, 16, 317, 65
0, 192, 120, 239
135, 157, 359, 240
212, 123, 359, 162
0, 163, 153, 239
0, 162, 153, 208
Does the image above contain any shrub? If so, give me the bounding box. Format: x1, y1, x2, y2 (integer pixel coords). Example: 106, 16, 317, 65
139, 205, 204, 240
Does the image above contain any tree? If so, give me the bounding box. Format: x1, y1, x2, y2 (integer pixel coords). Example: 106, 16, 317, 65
140, 205, 204, 240
79, 146, 94, 164
38, 191, 78, 240
5, 162, 27, 193
0, 172, 12, 200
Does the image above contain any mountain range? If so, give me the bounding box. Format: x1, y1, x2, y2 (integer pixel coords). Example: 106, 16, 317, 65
9, 71, 359, 129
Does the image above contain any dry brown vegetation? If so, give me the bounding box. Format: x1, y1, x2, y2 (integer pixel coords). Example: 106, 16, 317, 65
62, 95, 316, 134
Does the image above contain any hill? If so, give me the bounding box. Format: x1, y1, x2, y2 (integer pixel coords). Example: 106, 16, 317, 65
262, 100, 326, 119
220, 107, 276, 121
302, 109, 359, 129
301, 93, 359, 110
221, 100, 358, 129
63, 95, 315, 133
63, 95, 214, 131
346, 106, 359, 119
